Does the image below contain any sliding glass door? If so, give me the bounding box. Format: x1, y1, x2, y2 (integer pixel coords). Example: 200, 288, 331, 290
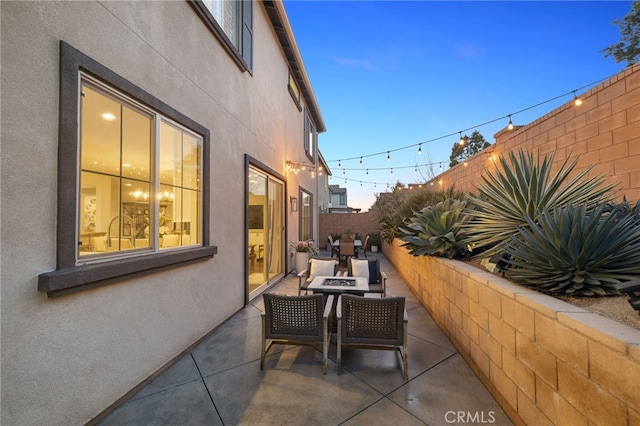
248, 167, 284, 297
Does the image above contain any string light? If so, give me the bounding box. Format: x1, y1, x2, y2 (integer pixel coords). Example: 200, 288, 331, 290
325, 72, 615, 166
573, 90, 582, 106
359, 157, 363, 165
508, 115, 514, 130
459, 132, 465, 145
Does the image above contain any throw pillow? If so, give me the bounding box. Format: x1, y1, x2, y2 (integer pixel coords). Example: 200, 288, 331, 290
350, 259, 371, 282
309, 259, 337, 280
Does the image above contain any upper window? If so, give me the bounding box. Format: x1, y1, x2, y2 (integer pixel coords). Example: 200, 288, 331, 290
79, 78, 202, 258
38, 42, 215, 297
288, 71, 301, 110
304, 109, 316, 163
192, 0, 253, 72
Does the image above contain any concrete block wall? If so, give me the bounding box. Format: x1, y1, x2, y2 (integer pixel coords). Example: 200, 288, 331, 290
430, 65, 640, 204
385, 239, 640, 426
318, 209, 381, 247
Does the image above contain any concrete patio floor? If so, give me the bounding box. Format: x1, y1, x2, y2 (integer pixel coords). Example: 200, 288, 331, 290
97, 252, 512, 425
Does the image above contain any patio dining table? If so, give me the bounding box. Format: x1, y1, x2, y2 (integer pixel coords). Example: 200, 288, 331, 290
332, 239, 362, 248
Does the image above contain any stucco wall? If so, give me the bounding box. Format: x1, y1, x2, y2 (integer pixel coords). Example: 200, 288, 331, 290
0, 1, 318, 424
385, 240, 640, 425
430, 65, 640, 203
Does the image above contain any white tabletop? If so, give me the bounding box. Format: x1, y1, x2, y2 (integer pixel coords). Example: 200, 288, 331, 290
307, 275, 368, 292
332, 239, 362, 247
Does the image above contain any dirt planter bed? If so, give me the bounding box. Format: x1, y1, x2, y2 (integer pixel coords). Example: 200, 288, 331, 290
384, 239, 640, 426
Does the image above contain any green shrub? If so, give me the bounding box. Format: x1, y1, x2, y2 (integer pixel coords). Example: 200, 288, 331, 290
463, 149, 615, 256
376, 186, 466, 243
399, 199, 472, 259
504, 202, 640, 296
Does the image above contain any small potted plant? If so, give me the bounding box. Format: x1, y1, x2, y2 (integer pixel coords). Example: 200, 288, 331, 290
368, 232, 381, 253
291, 240, 317, 274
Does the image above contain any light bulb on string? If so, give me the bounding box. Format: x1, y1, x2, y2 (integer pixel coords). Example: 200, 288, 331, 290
573, 90, 582, 106
459, 132, 465, 145
508, 115, 514, 130
366, 168, 369, 175
418, 144, 422, 155
359, 157, 363, 165
390, 168, 394, 175
387, 151, 390, 162
338, 160, 341, 168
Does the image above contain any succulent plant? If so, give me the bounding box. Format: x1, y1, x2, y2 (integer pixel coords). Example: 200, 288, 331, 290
504, 202, 640, 296
399, 198, 472, 258
463, 149, 615, 256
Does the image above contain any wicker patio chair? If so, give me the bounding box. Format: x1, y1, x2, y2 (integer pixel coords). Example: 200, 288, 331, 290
336, 294, 408, 379
297, 258, 339, 295
347, 258, 387, 297
356, 234, 370, 258
261, 293, 334, 374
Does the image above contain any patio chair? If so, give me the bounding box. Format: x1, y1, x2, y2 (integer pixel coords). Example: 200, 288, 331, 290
356, 234, 370, 258
261, 293, 334, 374
328, 235, 339, 258
297, 258, 339, 295
336, 294, 408, 379
347, 258, 387, 297
338, 238, 355, 266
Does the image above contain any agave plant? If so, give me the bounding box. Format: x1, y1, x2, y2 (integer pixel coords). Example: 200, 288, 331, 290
504, 202, 640, 296
399, 199, 472, 258
463, 149, 615, 256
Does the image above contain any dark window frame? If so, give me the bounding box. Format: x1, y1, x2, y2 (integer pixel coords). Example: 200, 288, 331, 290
288, 71, 302, 111
189, 0, 253, 73
303, 109, 316, 164
299, 187, 313, 242
37, 41, 216, 298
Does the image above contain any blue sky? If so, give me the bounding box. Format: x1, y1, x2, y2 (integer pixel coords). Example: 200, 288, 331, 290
283, 0, 634, 211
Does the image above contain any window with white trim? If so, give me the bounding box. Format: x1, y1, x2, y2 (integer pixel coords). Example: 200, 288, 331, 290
192, 0, 253, 72
304, 109, 316, 163
79, 77, 202, 258
37, 41, 215, 297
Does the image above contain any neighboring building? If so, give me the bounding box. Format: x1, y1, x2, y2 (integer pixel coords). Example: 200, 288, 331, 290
328, 184, 361, 213
1, 1, 325, 424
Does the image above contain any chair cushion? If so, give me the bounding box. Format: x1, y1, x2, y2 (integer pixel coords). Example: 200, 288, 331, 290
349, 258, 380, 284
309, 259, 337, 280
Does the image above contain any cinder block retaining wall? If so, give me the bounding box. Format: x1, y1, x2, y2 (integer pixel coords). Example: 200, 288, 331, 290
385, 239, 640, 425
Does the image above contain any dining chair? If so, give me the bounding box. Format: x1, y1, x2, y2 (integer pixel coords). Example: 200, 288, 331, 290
336, 294, 408, 379
297, 258, 339, 295
356, 234, 370, 258
338, 238, 355, 266
261, 293, 334, 374
347, 258, 387, 297
328, 235, 339, 258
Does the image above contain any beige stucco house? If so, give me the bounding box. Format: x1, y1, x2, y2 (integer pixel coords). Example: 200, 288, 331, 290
1, 1, 326, 423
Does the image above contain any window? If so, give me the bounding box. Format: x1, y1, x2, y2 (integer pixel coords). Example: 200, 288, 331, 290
304, 109, 316, 163
191, 0, 253, 72
299, 189, 312, 242
79, 80, 202, 257
38, 42, 215, 297
288, 71, 301, 110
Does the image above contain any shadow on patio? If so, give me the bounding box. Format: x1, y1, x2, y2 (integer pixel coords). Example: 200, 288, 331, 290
97, 251, 512, 425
